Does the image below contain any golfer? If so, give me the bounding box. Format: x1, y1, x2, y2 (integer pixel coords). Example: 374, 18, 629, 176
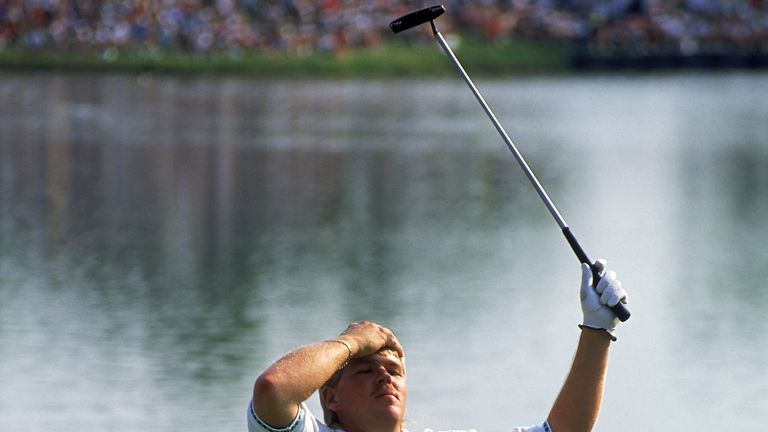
248, 260, 628, 432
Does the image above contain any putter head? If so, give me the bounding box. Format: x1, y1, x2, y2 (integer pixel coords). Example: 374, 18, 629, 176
389, 5, 446, 34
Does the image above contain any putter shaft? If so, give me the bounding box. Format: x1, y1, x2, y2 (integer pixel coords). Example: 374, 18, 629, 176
432, 23, 568, 231
390, 6, 630, 322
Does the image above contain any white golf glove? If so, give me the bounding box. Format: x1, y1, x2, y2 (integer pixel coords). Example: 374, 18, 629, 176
580, 259, 628, 341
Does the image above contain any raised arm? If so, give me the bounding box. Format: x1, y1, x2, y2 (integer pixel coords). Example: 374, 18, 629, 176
252, 321, 403, 428
547, 261, 628, 432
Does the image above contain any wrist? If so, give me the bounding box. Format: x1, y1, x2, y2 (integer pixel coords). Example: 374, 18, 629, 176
326, 338, 353, 369
334, 335, 358, 356
578, 324, 617, 342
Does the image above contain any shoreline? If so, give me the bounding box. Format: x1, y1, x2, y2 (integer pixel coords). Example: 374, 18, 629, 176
0, 40, 572, 77
2, 40, 767, 77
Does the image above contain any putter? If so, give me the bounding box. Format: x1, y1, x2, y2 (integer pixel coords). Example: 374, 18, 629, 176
390, 5, 630, 322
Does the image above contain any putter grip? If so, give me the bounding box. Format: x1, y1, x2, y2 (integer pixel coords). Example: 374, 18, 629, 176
389, 5, 446, 33
562, 227, 631, 322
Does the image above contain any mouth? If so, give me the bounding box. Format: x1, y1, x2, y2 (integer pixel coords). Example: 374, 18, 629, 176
374, 389, 400, 401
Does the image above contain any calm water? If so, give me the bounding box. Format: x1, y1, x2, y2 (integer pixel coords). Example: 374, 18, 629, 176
1, 71, 767, 431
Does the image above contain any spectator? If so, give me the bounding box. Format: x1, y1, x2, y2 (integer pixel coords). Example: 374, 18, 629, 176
1, 0, 767, 57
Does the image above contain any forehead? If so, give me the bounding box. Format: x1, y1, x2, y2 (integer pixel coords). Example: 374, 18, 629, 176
349, 351, 404, 369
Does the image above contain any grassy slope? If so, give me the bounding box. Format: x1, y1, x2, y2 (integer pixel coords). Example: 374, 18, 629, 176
0, 39, 572, 77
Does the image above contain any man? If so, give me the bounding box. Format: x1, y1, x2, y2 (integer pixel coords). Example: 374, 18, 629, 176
249, 260, 628, 432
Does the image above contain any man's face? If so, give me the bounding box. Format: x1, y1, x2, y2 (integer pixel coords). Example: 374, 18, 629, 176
331, 351, 407, 429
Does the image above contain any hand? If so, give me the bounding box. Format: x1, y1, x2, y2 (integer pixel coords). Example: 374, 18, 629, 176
580, 259, 628, 334
337, 321, 404, 359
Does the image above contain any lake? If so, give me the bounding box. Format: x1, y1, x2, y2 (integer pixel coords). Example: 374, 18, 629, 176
1, 71, 767, 431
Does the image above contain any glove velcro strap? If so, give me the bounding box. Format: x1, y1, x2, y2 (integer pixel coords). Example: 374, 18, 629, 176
578, 324, 617, 342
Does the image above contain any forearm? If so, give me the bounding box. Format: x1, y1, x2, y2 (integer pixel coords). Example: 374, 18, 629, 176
253, 338, 352, 426
546, 329, 612, 432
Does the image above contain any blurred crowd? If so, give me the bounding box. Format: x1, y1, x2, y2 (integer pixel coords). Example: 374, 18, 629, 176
1, 0, 768, 56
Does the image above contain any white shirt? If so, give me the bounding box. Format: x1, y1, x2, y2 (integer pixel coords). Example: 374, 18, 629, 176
247, 400, 552, 432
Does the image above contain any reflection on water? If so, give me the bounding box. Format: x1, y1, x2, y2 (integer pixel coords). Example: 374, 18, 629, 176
1, 72, 767, 431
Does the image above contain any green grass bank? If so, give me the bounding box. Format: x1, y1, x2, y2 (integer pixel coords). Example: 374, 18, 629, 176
0, 39, 573, 77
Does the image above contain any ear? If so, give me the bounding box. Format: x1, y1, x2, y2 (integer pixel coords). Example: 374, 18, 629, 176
321, 385, 340, 411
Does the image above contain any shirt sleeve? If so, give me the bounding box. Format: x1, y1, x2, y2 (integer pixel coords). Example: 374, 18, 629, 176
512, 420, 552, 432
247, 400, 323, 432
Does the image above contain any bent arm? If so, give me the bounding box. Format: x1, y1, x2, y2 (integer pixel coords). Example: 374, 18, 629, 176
546, 328, 612, 432
253, 338, 353, 428
252, 321, 403, 428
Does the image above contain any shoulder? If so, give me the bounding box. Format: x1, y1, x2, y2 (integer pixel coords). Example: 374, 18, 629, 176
420, 420, 550, 432
248, 401, 338, 432
511, 421, 552, 432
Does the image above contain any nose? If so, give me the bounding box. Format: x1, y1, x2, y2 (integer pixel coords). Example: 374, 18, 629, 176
375, 366, 393, 384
